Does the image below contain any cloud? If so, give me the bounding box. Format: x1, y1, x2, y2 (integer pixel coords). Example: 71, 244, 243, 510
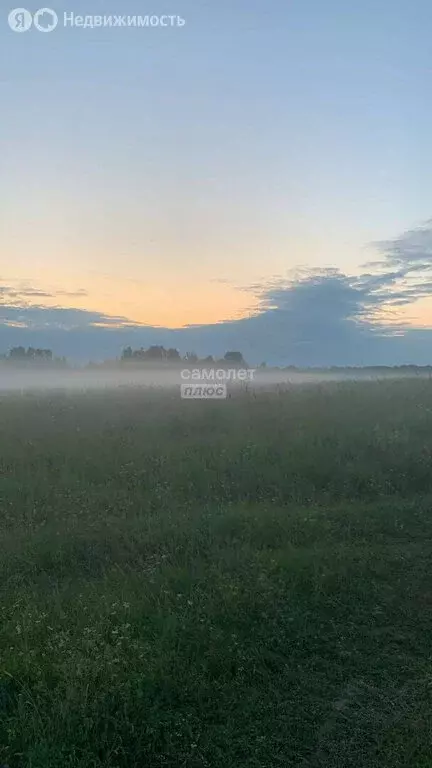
0, 281, 89, 305
1, 285, 52, 300
373, 219, 432, 270
0, 304, 142, 331
3, 220, 432, 365
55, 289, 89, 298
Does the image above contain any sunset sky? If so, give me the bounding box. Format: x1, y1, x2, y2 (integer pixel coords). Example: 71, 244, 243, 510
2, 0, 432, 363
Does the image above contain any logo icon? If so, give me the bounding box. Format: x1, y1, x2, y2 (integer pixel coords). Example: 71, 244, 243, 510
34, 7, 58, 31
8, 8, 32, 31
7, 7, 58, 32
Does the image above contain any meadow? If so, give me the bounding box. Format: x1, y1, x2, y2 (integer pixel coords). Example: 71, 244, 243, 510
1, 379, 432, 767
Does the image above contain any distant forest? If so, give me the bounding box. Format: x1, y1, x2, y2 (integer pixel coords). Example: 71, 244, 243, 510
0, 346, 68, 367
0, 346, 248, 368
1, 346, 432, 374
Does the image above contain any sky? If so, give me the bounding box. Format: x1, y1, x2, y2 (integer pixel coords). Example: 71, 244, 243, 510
2, 0, 432, 364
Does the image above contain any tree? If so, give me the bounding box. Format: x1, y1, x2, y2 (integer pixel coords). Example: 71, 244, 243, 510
224, 351, 246, 366
121, 346, 133, 361
167, 348, 181, 361
35, 348, 52, 360
145, 345, 167, 361
133, 348, 146, 361
184, 352, 198, 363
9, 346, 26, 360
7, 346, 54, 363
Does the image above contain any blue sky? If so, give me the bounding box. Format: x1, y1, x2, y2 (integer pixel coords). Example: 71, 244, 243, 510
2, 0, 432, 363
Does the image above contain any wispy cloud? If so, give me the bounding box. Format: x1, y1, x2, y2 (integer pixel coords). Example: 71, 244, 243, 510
0, 303, 142, 331
0, 281, 89, 305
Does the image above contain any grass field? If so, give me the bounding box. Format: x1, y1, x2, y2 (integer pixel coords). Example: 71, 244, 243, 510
1, 380, 432, 767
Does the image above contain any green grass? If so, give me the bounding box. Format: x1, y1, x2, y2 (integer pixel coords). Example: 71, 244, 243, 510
1, 380, 432, 767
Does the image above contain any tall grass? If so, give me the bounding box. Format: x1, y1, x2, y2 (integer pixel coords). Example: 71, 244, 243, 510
1, 380, 432, 767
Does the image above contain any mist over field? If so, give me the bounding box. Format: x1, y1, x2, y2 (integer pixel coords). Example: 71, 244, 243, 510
2, 378, 432, 767
0, 366, 428, 394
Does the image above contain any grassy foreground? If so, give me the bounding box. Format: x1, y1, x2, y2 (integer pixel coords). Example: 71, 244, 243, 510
1, 380, 432, 767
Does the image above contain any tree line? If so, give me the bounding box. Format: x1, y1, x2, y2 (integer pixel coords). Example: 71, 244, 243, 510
120, 346, 247, 366
0, 347, 67, 366
0, 346, 248, 368
3, 346, 432, 373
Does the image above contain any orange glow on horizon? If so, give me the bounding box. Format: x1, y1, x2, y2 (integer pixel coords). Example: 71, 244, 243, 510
390, 297, 432, 329
1, 270, 260, 328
